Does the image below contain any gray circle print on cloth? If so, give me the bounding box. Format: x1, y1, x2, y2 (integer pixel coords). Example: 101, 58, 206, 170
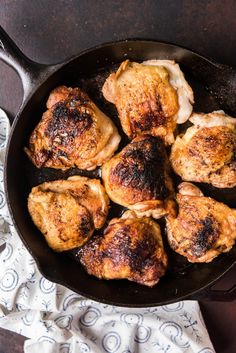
159, 321, 190, 349
63, 293, 81, 310
198, 348, 215, 353
0, 268, 19, 292
120, 313, 143, 325
162, 302, 184, 312
38, 336, 56, 344
39, 277, 56, 294
77, 342, 91, 353
55, 315, 73, 330
79, 307, 101, 327
2, 243, 13, 262
22, 310, 35, 326
134, 325, 152, 343
102, 331, 121, 353
0, 190, 6, 209
59, 343, 70, 353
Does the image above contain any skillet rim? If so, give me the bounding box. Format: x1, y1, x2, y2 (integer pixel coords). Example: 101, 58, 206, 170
4, 38, 236, 306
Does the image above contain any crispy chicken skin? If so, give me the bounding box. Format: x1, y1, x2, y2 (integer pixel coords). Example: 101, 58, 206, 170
102, 60, 193, 144
166, 182, 236, 263
79, 211, 168, 287
170, 110, 236, 188
25, 86, 121, 171
102, 135, 174, 218
28, 176, 109, 252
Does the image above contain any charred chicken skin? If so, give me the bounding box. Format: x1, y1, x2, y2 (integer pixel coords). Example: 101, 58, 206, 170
166, 182, 236, 263
79, 211, 168, 287
102, 135, 174, 218
25, 86, 121, 171
170, 110, 236, 188
102, 60, 193, 144
28, 176, 109, 252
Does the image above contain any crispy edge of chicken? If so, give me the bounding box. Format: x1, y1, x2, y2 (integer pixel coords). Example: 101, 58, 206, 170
28, 176, 109, 252
102, 59, 194, 144
102, 134, 175, 219
79, 210, 168, 287
25, 86, 121, 171
166, 182, 236, 263
170, 110, 236, 188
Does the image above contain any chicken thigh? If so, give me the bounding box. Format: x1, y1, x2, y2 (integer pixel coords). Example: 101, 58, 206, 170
28, 176, 109, 251
79, 211, 168, 287
170, 110, 236, 188
25, 86, 121, 170
102, 135, 174, 218
102, 60, 194, 144
166, 182, 236, 263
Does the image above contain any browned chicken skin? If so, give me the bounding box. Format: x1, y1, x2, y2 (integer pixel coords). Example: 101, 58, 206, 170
102, 60, 193, 144
102, 135, 174, 218
25, 86, 120, 170
79, 211, 168, 287
170, 111, 236, 188
166, 182, 236, 263
28, 176, 109, 252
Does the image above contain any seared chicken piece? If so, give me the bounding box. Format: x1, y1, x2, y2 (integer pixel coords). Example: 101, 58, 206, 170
28, 176, 109, 252
102, 59, 193, 144
102, 135, 174, 218
80, 211, 168, 287
171, 110, 236, 188
166, 182, 236, 263
25, 86, 121, 170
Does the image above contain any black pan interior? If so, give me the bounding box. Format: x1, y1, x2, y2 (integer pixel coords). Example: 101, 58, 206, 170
6, 41, 236, 306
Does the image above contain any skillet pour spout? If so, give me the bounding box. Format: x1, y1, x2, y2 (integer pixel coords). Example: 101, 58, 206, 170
0, 24, 236, 306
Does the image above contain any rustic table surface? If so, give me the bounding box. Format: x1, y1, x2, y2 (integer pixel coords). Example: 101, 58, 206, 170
0, 1, 236, 352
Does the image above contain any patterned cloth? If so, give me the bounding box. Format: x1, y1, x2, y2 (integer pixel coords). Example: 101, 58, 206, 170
0, 108, 215, 353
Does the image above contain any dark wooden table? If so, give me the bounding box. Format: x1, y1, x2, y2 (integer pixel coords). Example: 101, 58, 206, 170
0, 1, 236, 352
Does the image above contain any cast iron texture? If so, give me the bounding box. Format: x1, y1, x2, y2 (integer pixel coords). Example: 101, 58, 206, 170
1, 26, 236, 306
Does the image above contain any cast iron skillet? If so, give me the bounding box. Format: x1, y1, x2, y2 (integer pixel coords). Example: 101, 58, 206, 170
1, 26, 236, 307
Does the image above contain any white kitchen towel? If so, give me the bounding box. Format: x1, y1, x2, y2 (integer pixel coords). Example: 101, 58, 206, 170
0, 107, 215, 353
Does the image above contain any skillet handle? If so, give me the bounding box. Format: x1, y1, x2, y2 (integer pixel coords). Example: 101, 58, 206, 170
0, 26, 58, 102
